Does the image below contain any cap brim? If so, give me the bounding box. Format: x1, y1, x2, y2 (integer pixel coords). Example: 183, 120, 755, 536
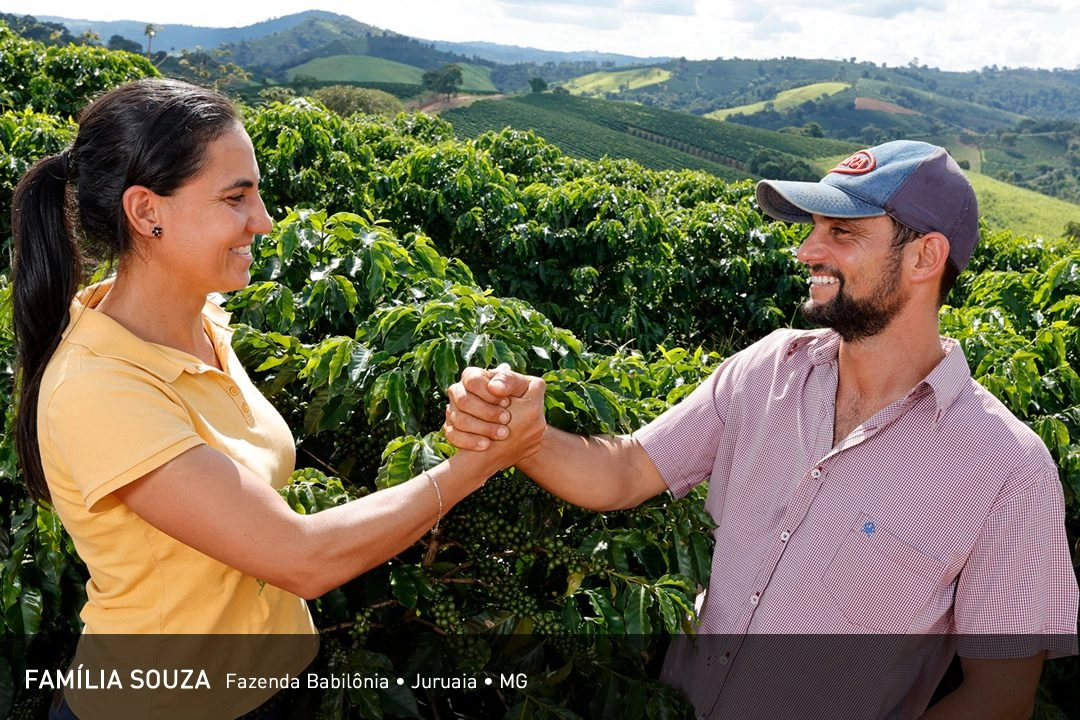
756, 180, 887, 223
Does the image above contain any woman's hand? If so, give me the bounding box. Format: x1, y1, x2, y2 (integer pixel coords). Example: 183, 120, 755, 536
444, 363, 546, 461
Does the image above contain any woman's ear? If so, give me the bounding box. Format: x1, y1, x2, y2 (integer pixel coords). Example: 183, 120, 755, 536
121, 185, 160, 239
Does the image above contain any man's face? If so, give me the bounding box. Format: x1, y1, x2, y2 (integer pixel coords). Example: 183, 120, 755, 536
796, 215, 910, 342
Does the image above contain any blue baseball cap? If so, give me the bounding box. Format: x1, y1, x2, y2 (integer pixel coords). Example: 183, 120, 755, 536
755, 140, 980, 271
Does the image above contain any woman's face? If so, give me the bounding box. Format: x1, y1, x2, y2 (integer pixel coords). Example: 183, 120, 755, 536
152, 121, 273, 297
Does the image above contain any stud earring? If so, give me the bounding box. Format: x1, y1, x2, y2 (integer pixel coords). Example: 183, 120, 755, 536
151, 225, 163, 238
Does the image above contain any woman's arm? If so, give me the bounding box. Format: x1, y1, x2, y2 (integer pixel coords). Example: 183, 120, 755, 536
114, 389, 546, 599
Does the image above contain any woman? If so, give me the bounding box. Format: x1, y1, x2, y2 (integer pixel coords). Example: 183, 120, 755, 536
11, 78, 545, 719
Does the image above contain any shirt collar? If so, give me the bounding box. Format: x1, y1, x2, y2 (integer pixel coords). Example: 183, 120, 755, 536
920, 337, 970, 418
799, 329, 971, 418
64, 279, 234, 383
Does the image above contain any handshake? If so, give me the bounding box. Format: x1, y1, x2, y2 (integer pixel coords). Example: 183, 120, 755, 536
442, 363, 548, 473
441, 364, 667, 511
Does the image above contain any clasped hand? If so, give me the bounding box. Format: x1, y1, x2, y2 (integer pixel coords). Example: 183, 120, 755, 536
444, 363, 546, 468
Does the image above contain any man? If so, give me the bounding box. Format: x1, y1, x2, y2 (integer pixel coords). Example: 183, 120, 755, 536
444, 140, 1078, 718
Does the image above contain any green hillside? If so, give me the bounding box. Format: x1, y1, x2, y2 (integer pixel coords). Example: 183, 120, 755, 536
632, 58, 847, 104
287, 55, 422, 84
614, 57, 1080, 126
707, 82, 850, 120
443, 93, 858, 182
970, 172, 1080, 240
453, 64, 497, 93
218, 14, 490, 83
850, 78, 1026, 131
286, 56, 496, 92
562, 66, 673, 95
977, 131, 1080, 202
442, 96, 750, 181
694, 77, 1026, 134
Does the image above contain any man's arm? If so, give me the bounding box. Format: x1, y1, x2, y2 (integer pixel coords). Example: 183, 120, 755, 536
444, 365, 668, 510
918, 654, 1045, 720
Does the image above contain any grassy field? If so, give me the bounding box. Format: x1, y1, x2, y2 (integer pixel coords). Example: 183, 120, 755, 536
285, 56, 497, 92
560, 66, 673, 96
287, 55, 422, 84
707, 82, 850, 120
970, 172, 1079, 240
941, 136, 983, 172
456, 64, 498, 93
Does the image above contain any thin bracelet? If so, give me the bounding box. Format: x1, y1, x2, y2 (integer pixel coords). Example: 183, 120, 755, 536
422, 471, 443, 534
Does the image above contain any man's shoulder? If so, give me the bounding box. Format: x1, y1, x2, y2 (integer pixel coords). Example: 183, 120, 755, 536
950, 375, 1056, 471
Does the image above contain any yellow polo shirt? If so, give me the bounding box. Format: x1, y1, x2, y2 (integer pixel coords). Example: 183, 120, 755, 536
39, 280, 317, 717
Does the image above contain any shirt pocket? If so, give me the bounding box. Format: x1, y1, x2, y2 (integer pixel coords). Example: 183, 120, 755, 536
822, 513, 948, 633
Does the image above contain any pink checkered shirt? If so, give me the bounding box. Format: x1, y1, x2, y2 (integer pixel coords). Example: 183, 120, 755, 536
635, 328, 1078, 719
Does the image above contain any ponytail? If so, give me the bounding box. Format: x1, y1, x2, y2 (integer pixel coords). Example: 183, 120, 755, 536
12, 152, 83, 504
11, 78, 241, 505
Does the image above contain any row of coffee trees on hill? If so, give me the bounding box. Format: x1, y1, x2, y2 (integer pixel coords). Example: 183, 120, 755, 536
1, 24, 1078, 719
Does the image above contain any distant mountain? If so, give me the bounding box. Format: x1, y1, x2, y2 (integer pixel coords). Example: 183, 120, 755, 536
426, 40, 668, 67
585, 57, 1080, 125
33, 11, 667, 72
30, 10, 668, 91
35, 10, 351, 53
216, 14, 461, 76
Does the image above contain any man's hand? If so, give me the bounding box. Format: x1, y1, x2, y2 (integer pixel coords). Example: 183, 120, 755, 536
445, 363, 546, 452
447, 364, 666, 511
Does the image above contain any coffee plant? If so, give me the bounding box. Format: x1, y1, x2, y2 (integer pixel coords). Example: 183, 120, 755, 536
223, 210, 719, 718
0, 27, 1077, 719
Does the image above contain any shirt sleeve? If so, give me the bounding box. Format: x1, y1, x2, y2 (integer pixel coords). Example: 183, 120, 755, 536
43, 364, 206, 512
955, 462, 1079, 659
632, 355, 734, 499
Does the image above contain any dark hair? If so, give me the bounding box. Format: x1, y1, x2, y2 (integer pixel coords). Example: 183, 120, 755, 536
887, 216, 959, 308
11, 78, 240, 503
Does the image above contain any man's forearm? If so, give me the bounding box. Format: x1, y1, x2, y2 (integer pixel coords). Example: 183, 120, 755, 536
514, 426, 668, 511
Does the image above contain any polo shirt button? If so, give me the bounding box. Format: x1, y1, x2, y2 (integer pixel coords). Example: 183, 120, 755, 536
228, 386, 240, 396
241, 403, 250, 413
718, 654, 729, 665
780, 531, 790, 542
750, 593, 759, 606
810, 468, 821, 478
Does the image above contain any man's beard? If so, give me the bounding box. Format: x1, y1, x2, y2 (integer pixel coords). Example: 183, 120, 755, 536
800, 251, 907, 342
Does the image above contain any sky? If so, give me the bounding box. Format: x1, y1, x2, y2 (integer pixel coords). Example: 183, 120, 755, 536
4, 0, 1080, 72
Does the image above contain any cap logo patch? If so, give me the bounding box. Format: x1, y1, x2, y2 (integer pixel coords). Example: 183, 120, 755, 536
831, 150, 876, 175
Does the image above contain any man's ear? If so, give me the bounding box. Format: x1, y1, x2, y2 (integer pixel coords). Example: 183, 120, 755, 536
121, 185, 160, 238
909, 231, 950, 285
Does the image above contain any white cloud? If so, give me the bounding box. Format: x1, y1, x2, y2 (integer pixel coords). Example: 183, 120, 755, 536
498, 0, 621, 9
989, 0, 1060, 10
499, 2, 626, 30
625, 0, 697, 15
